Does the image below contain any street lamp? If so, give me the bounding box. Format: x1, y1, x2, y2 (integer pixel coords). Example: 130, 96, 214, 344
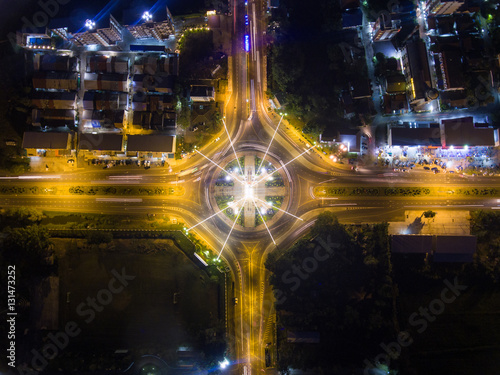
219, 358, 230, 370
85, 19, 96, 29
142, 11, 153, 22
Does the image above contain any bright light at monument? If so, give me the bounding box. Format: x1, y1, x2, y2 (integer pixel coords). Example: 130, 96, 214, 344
142, 11, 153, 21
244, 184, 254, 199
225, 175, 231, 181
219, 358, 230, 370
85, 19, 96, 29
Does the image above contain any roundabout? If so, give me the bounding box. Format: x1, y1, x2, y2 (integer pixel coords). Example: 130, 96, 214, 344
189, 118, 313, 258
209, 151, 290, 230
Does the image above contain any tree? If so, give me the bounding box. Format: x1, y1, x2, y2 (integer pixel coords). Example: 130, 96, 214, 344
0, 207, 43, 229
2, 225, 54, 279
422, 210, 436, 219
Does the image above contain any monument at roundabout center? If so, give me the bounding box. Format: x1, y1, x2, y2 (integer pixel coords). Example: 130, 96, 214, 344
208, 150, 290, 230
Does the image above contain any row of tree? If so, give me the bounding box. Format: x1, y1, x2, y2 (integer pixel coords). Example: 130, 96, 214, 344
266, 212, 395, 372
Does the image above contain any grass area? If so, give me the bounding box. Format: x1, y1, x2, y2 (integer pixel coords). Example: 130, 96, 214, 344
51, 238, 222, 370
314, 186, 500, 198
0, 185, 185, 196
265, 195, 283, 209
215, 195, 234, 210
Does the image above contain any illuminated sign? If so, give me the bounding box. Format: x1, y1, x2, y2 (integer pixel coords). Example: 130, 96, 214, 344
244, 34, 250, 52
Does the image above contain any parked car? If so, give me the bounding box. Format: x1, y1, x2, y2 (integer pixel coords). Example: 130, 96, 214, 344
424, 166, 430, 170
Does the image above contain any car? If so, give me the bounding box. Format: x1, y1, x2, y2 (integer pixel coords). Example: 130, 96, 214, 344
448, 170, 455, 174
233, 297, 238, 305
434, 169, 439, 174
394, 168, 400, 171
424, 166, 430, 170
402, 169, 409, 172
67, 159, 74, 163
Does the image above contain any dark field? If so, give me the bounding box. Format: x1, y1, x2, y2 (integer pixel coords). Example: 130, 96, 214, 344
55, 239, 220, 355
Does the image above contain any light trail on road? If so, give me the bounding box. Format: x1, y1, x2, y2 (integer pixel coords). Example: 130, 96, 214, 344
254, 196, 304, 221
251, 144, 317, 187
223, 118, 244, 174
187, 197, 246, 231
252, 198, 276, 245
256, 114, 283, 176
196, 149, 246, 185
217, 204, 245, 260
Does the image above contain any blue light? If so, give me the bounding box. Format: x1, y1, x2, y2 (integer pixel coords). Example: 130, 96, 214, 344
244, 34, 250, 52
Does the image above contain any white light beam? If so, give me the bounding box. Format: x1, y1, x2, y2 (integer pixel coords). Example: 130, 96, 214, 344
196, 149, 245, 185
252, 199, 276, 245
254, 196, 303, 221
251, 144, 317, 187
223, 119, 244, 175
256, 114, 283, 176
217, 203, 245, 260
188, 197, 246, 231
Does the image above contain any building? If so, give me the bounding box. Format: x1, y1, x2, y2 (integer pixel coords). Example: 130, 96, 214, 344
83, 92, 128, 111
78, 133, 123, 154
83, 73, 128, 92
190, 85, 216, 102
23, 131, 72, 156
133, 74, 174, 93
342, 8, 363, 30
350, 79, 372, 100
440, 89, 467, 108
127, 17, 175, 41
373, 15, 401, 42
32, 72, 78, 91
391, 234, 476, 262
434, 235, 476, 262
392, 234, 433, 253
427, 0, 465, 15
437, 50, 465, 90
441, 117, 499, 147
32, 91, 76, 110
16, 28, 54, 49
384, 74, 407, 94
32, 109, 75, 128
127, 135, 175, 158
88, 55, 129, 74
81, 110, 124, 129
72, 15, 124, 46
34, 54, 77, 72
383, 93, 409, 114
402, 39, 432, 109
389, 126, 442, 147
320, 128, 366, 153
